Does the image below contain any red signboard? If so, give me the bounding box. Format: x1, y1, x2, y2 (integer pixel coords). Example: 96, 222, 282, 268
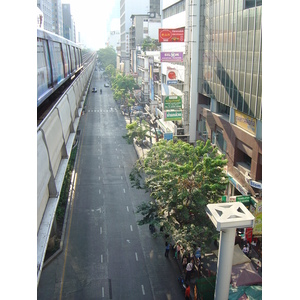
159, 29, 185, 42
245, 228, 253, 243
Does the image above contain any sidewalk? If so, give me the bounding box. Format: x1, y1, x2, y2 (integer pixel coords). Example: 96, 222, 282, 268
123, 113, 212, 299
123, 111, 262, 298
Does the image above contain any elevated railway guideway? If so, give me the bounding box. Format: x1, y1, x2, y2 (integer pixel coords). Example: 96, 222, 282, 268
37, 55, 96, 286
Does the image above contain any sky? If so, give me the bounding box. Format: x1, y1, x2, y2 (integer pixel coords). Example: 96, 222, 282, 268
62, 0, 120, 50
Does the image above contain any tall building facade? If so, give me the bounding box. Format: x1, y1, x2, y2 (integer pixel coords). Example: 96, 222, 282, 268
62, 4, 75, 42
37, 0, 53, 31
120, 0, 150, 74
52, 0, 63, 35
195, 0, 262, 201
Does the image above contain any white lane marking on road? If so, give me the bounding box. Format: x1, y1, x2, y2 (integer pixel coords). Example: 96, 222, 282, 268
130, 225, 133, 231
127, 206, 129, 212
100, 227, 102, 235
99, 176, 101, 181
135, 252, 138, 261
107, 249, 109, 263
123, 188, 126, 193
99, 189, 101, 194
101, 255, 103, 263
141, 285, 145, 295
121, 176, 123, 180
102, 287, 104, 297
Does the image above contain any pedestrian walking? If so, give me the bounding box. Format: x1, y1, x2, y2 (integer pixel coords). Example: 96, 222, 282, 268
165, 242, 170, 258
182, 256, 187, 271
185, 284, 191, 300
175, 243, 181, 260
242, 244, 249, 257
185, 259, 194, 282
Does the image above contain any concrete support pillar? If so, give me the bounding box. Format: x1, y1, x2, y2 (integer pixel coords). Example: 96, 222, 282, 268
214, 228, 236, 300
205, 203, 255, 300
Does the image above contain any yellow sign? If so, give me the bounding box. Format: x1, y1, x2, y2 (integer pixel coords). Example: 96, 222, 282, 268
235, 111, 256, 135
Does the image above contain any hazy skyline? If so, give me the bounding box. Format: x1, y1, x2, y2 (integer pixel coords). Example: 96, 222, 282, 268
62, 0, 120, 49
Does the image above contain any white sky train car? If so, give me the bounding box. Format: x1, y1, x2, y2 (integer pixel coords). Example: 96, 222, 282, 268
37, 28, 83, 107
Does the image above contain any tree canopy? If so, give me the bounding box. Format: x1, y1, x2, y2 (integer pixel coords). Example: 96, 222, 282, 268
141, 37, 161, 51
130, 139, 228, 253
123, 119, 150, 145
97, 46, 116, 69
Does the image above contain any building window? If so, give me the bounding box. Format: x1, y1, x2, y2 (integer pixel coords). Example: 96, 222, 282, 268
244, 0, 262, 9
162, 0, 185, 19
217, 102, 230, 116
198, 115, 207, 139
235, 146, 252, 176
212, 128, 227, 154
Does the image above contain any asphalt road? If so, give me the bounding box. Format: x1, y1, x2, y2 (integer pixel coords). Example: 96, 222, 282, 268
37, 69, 184, 300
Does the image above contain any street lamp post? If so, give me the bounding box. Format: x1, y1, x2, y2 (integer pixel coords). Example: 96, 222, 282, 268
206, 202, 255, 300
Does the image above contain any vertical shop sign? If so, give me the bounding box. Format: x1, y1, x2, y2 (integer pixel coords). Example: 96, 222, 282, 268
149, 56, 154, 101
252, 201, 262, 235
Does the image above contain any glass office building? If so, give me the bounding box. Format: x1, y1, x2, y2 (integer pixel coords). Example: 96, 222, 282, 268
199, 0, 262, 120
196, 0, 262, 202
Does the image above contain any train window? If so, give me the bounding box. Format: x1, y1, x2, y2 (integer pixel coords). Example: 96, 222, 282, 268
37, 38, 52, 94
52, 42, 64, 84
75, 48, 79, 69
62, 43, 70, 76
70, 46, 76, 72
66, 45, 71, 74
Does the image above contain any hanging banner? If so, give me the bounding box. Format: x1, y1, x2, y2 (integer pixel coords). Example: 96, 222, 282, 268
159, 28, 185, 42
167, 67, 178, 84
160, 52, 183, 62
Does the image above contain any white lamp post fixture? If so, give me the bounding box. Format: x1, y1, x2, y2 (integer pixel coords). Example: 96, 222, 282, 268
206, 202, 255, 300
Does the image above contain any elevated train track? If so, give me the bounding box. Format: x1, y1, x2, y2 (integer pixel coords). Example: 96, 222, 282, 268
37, 31, 97, 285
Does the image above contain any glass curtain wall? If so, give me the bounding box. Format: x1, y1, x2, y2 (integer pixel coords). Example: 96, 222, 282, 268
200, 0, 262, 120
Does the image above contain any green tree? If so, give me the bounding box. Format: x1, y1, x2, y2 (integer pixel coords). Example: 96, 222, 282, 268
112, 73, 137, 93
111, 73, 139, 122
105, 64, 116, 80
97, 46, 116, 69
123, 119, 150, 146
141, 37, 161, 51
131, 139, 228, 253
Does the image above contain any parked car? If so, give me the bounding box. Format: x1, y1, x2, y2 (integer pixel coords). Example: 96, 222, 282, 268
104, 83, 109, 87
92, 87, 97, 92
